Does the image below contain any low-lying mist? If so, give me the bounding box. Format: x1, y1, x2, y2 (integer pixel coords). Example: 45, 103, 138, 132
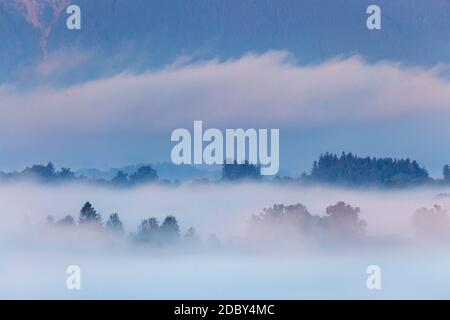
2, 181, 450, 299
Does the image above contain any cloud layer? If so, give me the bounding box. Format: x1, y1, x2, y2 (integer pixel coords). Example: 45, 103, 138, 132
2, 51, 450, 140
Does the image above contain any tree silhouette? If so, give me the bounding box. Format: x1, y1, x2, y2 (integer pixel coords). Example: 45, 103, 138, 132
184, 227, 198, 242
323, 201, 366, 239
106, 213, 124, 234
222, 160, 261, 181
79, 202, 102, 225
161, 215, 180, 242
136, 217, 160, 243
22, 162, 56, 181
413, 205, 449, 237
57, 168, 75, 180
57, 215, 76, 226
111, 171, 129, 186
129, 165, 158, 185
250, 203, 322, 241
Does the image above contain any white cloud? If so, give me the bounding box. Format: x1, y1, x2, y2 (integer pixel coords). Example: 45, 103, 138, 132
1, 51, 450, 143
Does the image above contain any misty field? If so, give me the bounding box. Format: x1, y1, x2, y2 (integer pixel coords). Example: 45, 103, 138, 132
1, 182, 450, 299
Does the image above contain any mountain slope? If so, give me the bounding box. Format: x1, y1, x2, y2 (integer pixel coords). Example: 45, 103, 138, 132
1, 0, 450, 85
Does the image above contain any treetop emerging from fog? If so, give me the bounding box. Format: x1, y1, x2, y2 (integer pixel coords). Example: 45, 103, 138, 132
306, 152, 431, 187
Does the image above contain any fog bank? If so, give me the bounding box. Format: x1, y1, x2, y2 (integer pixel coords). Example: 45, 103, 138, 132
1, 182, 450, 299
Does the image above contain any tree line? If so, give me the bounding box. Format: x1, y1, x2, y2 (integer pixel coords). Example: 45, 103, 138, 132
45, 199, 450, 247
306, 152, 431, 187
46, 201, 199, 245
221, 153, 450, 187
249, 201, 366, 243
3, 152, 450, 187
0, 162, 160, 187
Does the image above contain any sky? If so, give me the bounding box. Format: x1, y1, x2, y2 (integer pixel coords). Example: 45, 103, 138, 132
1, 0, 450, 176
